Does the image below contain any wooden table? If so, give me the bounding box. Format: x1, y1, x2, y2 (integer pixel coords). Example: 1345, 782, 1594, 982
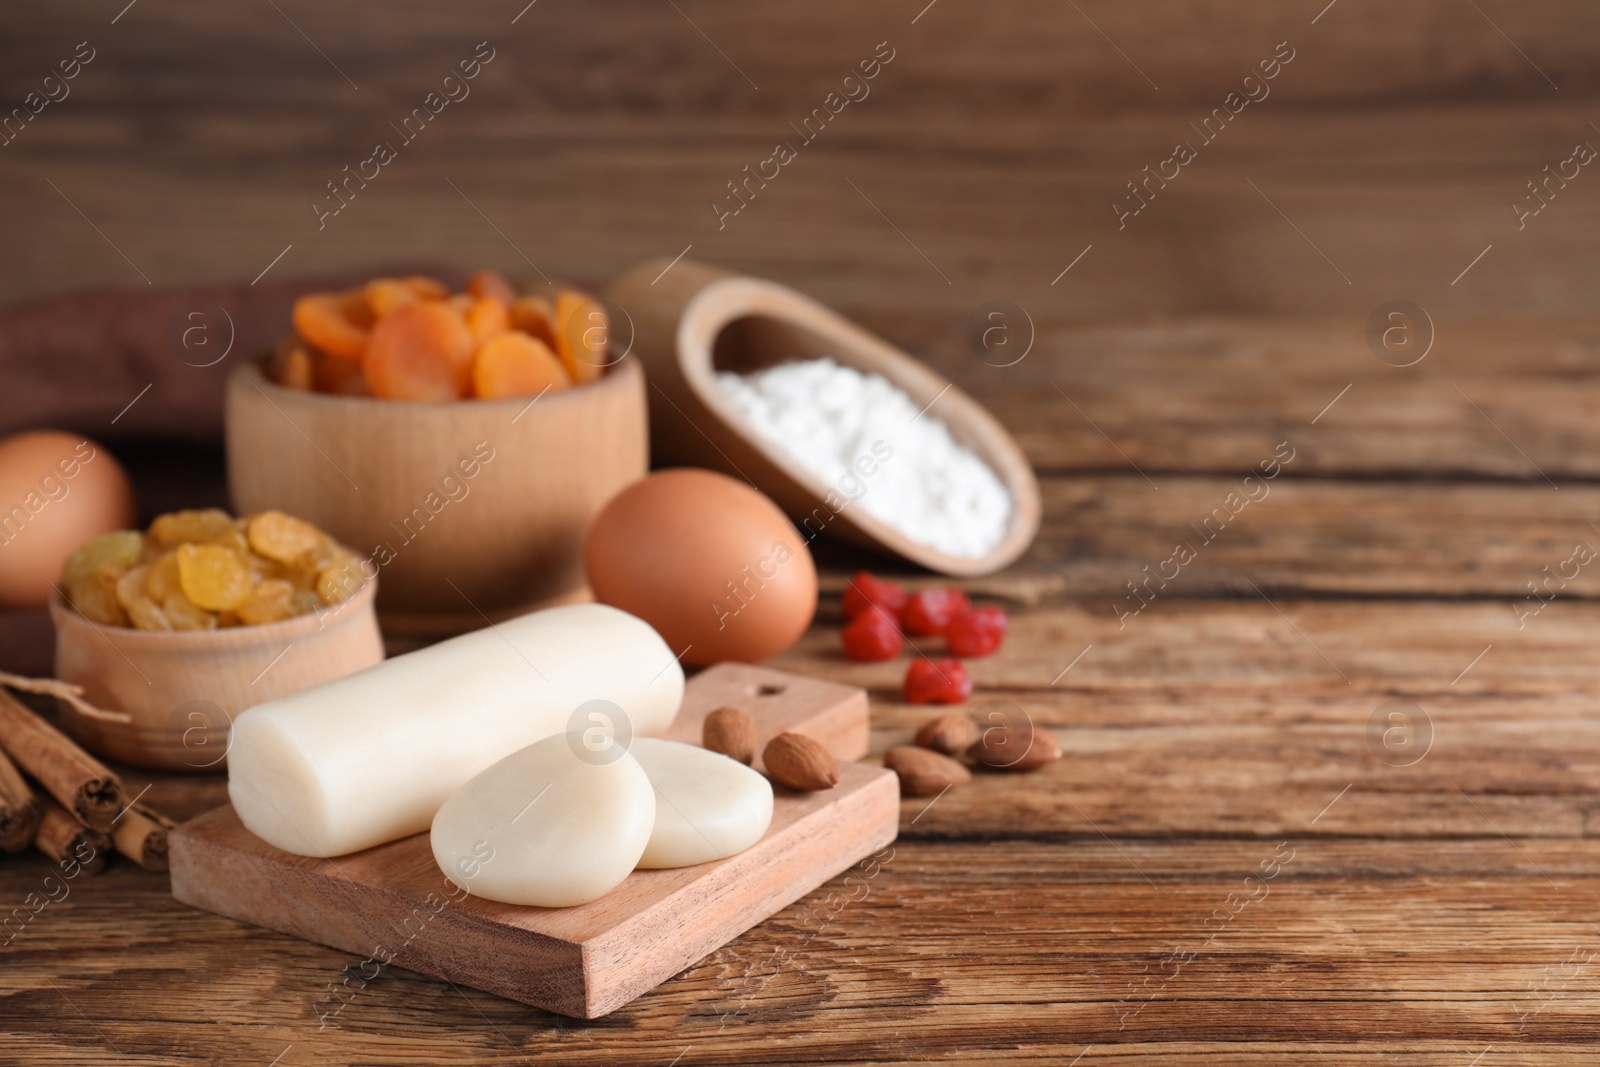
7, 316, 1600, 1064
6, 0, 1600, 1059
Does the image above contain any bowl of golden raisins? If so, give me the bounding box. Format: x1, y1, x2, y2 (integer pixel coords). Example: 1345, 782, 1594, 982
49, 507, 384, 770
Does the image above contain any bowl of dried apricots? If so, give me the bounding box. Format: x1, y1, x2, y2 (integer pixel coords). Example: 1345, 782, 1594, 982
50, 508, 384, 770
226, 269, 647, 633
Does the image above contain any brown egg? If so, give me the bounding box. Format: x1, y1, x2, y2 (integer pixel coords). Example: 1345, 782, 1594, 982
585, 469, 817, 666
0, 431, 136, 607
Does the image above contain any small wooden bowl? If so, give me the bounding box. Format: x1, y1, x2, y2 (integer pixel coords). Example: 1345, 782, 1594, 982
606, 259, 1040, 576
50, 577, 383, 771
226, 356, 647, 633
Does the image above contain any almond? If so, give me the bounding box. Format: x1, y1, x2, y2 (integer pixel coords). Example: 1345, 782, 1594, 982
914, 711, 978, 756
967, 722, 1062, 771
762, 732, 839, 792
883, 745, 971, 796
702, 705, 758, 765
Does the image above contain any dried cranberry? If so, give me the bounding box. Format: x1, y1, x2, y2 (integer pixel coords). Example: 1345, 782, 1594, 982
841, 606, 903, 662
901, 588, 971, 636
903, 657, 973, 704
842, 571, 909, 620
946, 606, 1008, 658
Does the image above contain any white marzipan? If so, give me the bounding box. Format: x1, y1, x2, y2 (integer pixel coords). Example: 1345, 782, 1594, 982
431, 734, 657, 908
227, 603, 685, 858
630, 738, 773, 869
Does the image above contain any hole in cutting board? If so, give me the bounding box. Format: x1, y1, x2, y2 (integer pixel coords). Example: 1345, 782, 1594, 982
752, 683, 786, 697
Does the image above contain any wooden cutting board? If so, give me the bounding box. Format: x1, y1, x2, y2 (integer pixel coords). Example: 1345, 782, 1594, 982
167, 663, 899, 1019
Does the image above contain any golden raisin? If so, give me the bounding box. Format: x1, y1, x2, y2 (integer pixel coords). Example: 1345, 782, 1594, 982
163, 591, 217, 631
61, 531, 144, 586
176, 544, 252, 612
150, 509, 235, 548
126, 596, 173, 631
115, 565, 150, 612
237, 579, 295, 626
67, 572, 128, 627
247, 510, 326, 564
146, 552, 182, 602
208, 523, 251, 557
316, 553, 367, 605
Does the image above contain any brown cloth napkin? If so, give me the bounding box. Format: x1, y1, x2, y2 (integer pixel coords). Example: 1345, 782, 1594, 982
0, 273, 458, 441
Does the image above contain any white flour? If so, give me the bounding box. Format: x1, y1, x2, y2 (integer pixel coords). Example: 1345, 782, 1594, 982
715, 358, 1012, 558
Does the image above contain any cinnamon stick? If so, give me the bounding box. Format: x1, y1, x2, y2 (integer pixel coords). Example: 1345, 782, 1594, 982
0, 671, 132, 724
0, 746, 41, 853
34, 797, 109, 876
0, 688, 125, 833
112, 803, 175, 872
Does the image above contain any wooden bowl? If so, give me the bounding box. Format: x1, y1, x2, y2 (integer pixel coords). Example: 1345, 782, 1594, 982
50, 577, 383, 771
606, 259, 1040, 576
225, 356, 647, 633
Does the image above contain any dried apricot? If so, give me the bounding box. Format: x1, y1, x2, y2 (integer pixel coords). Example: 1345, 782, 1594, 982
552, 290, 607, 384
510, 295, 558, 350
363, 301, 475, 401
237, 579, 295, 625
397, 275, 448, 300
312, 350, 368, 396
247, 510, 325, 564
293, 292, 371, 360
176, 543, 252, 612
364, 278, 422, 320
279, 344, 314, 390
467, 270, 517, 306
472, 330, 570, 399
149, 509, 235, 548
466, 297, 511, 348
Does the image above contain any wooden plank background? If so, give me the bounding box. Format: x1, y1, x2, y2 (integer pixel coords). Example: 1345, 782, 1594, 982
5, 1, 1600, 1064
1, 0, 1597, 317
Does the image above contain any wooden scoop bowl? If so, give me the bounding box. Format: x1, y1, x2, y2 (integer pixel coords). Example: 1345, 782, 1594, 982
606, 258, 1040, 576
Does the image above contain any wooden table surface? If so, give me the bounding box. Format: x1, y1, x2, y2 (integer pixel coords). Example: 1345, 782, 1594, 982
6, 0, 1600, 1062
5, 316, 1600, 1064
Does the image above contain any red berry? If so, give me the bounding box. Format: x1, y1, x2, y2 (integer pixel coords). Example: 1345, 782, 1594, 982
900, 588, 971, 636
946, 606, 1008, 658
842, 571, 908, 620
841, 606, 903, 662
903, 657, 973, 704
